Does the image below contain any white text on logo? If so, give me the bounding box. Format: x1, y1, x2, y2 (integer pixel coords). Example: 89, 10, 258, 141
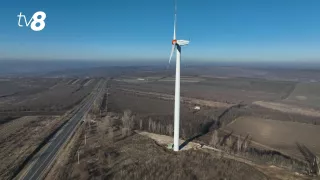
17, 11, 46, 31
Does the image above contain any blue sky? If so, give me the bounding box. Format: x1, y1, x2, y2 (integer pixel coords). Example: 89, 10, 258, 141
0, 0, 320, 63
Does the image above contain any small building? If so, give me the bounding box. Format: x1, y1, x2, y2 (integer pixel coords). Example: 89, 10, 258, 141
194, 106, 200, 110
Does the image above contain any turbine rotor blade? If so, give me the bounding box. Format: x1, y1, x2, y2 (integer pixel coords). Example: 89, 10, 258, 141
169, 44, 176, 64
173, 0, 177, 40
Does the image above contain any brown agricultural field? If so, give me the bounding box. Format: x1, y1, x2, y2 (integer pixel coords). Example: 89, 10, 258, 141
224, 116, 320, 158
114, 76, 296, 104
107, 88, 227, 139
0, 78, 60, 98
114, 76, 320, 125
0, 78, 97, 114
284, 82, 320, 109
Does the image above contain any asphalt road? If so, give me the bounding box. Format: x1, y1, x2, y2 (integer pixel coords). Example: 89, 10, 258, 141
20, 80, 106, 180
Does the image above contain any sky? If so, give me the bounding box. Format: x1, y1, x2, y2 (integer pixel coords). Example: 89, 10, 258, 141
0, 0, 320, 63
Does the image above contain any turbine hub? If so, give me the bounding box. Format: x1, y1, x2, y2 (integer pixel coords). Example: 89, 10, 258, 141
172, 39, 177, 45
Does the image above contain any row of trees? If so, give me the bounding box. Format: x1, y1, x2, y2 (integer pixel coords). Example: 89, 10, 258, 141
116, 109, 319, 176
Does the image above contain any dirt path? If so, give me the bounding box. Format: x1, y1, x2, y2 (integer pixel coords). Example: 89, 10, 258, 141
117, 88, 233, 108
253, 101, 320, 117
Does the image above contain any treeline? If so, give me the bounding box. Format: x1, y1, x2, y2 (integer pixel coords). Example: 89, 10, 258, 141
114, 109, 318, 176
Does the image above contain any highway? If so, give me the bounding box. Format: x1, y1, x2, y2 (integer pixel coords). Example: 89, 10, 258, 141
19, 79, 106, 180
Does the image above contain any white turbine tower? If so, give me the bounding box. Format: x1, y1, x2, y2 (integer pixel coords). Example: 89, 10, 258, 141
168, 0, 189, 151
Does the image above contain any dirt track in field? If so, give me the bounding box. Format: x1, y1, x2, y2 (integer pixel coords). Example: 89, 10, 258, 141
253, 101, 320, 118
116, 88, 233, 108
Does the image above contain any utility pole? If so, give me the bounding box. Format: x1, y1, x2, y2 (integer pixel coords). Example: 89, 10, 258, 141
77, 150, 80, 164
84, 133, 86, 145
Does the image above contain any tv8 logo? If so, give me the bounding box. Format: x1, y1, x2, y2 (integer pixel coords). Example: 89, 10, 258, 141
17, 11, 46, 31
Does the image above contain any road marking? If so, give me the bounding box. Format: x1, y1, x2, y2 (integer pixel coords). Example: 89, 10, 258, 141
27, 115, 80, 180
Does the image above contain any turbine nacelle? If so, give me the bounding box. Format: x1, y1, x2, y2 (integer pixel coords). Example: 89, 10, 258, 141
169, 39, 189, 64
176, 40, 189, 46
172, 39, 189, 46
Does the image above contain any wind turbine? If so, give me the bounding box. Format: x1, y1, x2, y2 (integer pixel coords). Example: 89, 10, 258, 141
168, 0, 190, 151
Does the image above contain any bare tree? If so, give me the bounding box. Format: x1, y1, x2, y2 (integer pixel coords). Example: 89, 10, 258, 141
122, 127, 131, 138
148, 118, 152, 131
241, 135, 250, 152
210, 130, 218, 148
242, 139, 248, 152
139, 119, 143, 130
315, 156, 320, 175
167, 124, 173, 136
237, 135, 242, 152
181, 129, 186, 139
226, 137, 232, 150
107, 153, 113, 168
97, 121, 106, 177
157, 121, 161, 134
121, 110, 134, 130
151, 120, 156, 133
